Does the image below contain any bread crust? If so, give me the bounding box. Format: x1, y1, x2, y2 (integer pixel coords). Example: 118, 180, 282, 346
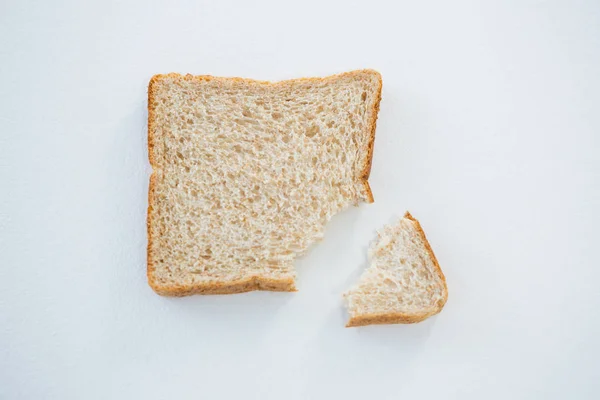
148, 275, 297, 296
361, 71, 382, 203
147, 70, 381, 296
346, 309, 440, 327
346, 212, 448, 327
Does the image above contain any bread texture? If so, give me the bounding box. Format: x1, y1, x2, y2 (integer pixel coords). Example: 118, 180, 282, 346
344, 212, 448, 327
147, 70, 382, 296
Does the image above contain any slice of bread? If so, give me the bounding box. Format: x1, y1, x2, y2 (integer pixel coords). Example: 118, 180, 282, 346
147, 70, 382, 296
344, 212, 448, 327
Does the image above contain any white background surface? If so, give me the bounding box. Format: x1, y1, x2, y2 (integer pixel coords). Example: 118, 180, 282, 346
1, 0, 599, 398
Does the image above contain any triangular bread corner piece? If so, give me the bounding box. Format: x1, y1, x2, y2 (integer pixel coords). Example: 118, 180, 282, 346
344, 212, 448, 327
147, 70, 382, 296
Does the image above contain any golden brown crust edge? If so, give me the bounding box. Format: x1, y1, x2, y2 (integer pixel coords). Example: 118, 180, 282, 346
345, 212, 448, 327
149, 275, 297, 297
346, 309, 440, 327
146, 70, 381, 296
147, 69, 381, 90
360, 70, 382, 204
403, 211, 449, 310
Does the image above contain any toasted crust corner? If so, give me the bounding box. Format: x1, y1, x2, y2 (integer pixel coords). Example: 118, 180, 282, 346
363, 181, 375, 203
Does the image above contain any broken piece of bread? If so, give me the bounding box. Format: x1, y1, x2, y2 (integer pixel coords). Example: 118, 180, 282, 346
147, 70, 382, 296
344, 212, 448, 327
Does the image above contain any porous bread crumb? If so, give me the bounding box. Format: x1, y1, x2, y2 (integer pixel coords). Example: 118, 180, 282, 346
147, 70, 382, 296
